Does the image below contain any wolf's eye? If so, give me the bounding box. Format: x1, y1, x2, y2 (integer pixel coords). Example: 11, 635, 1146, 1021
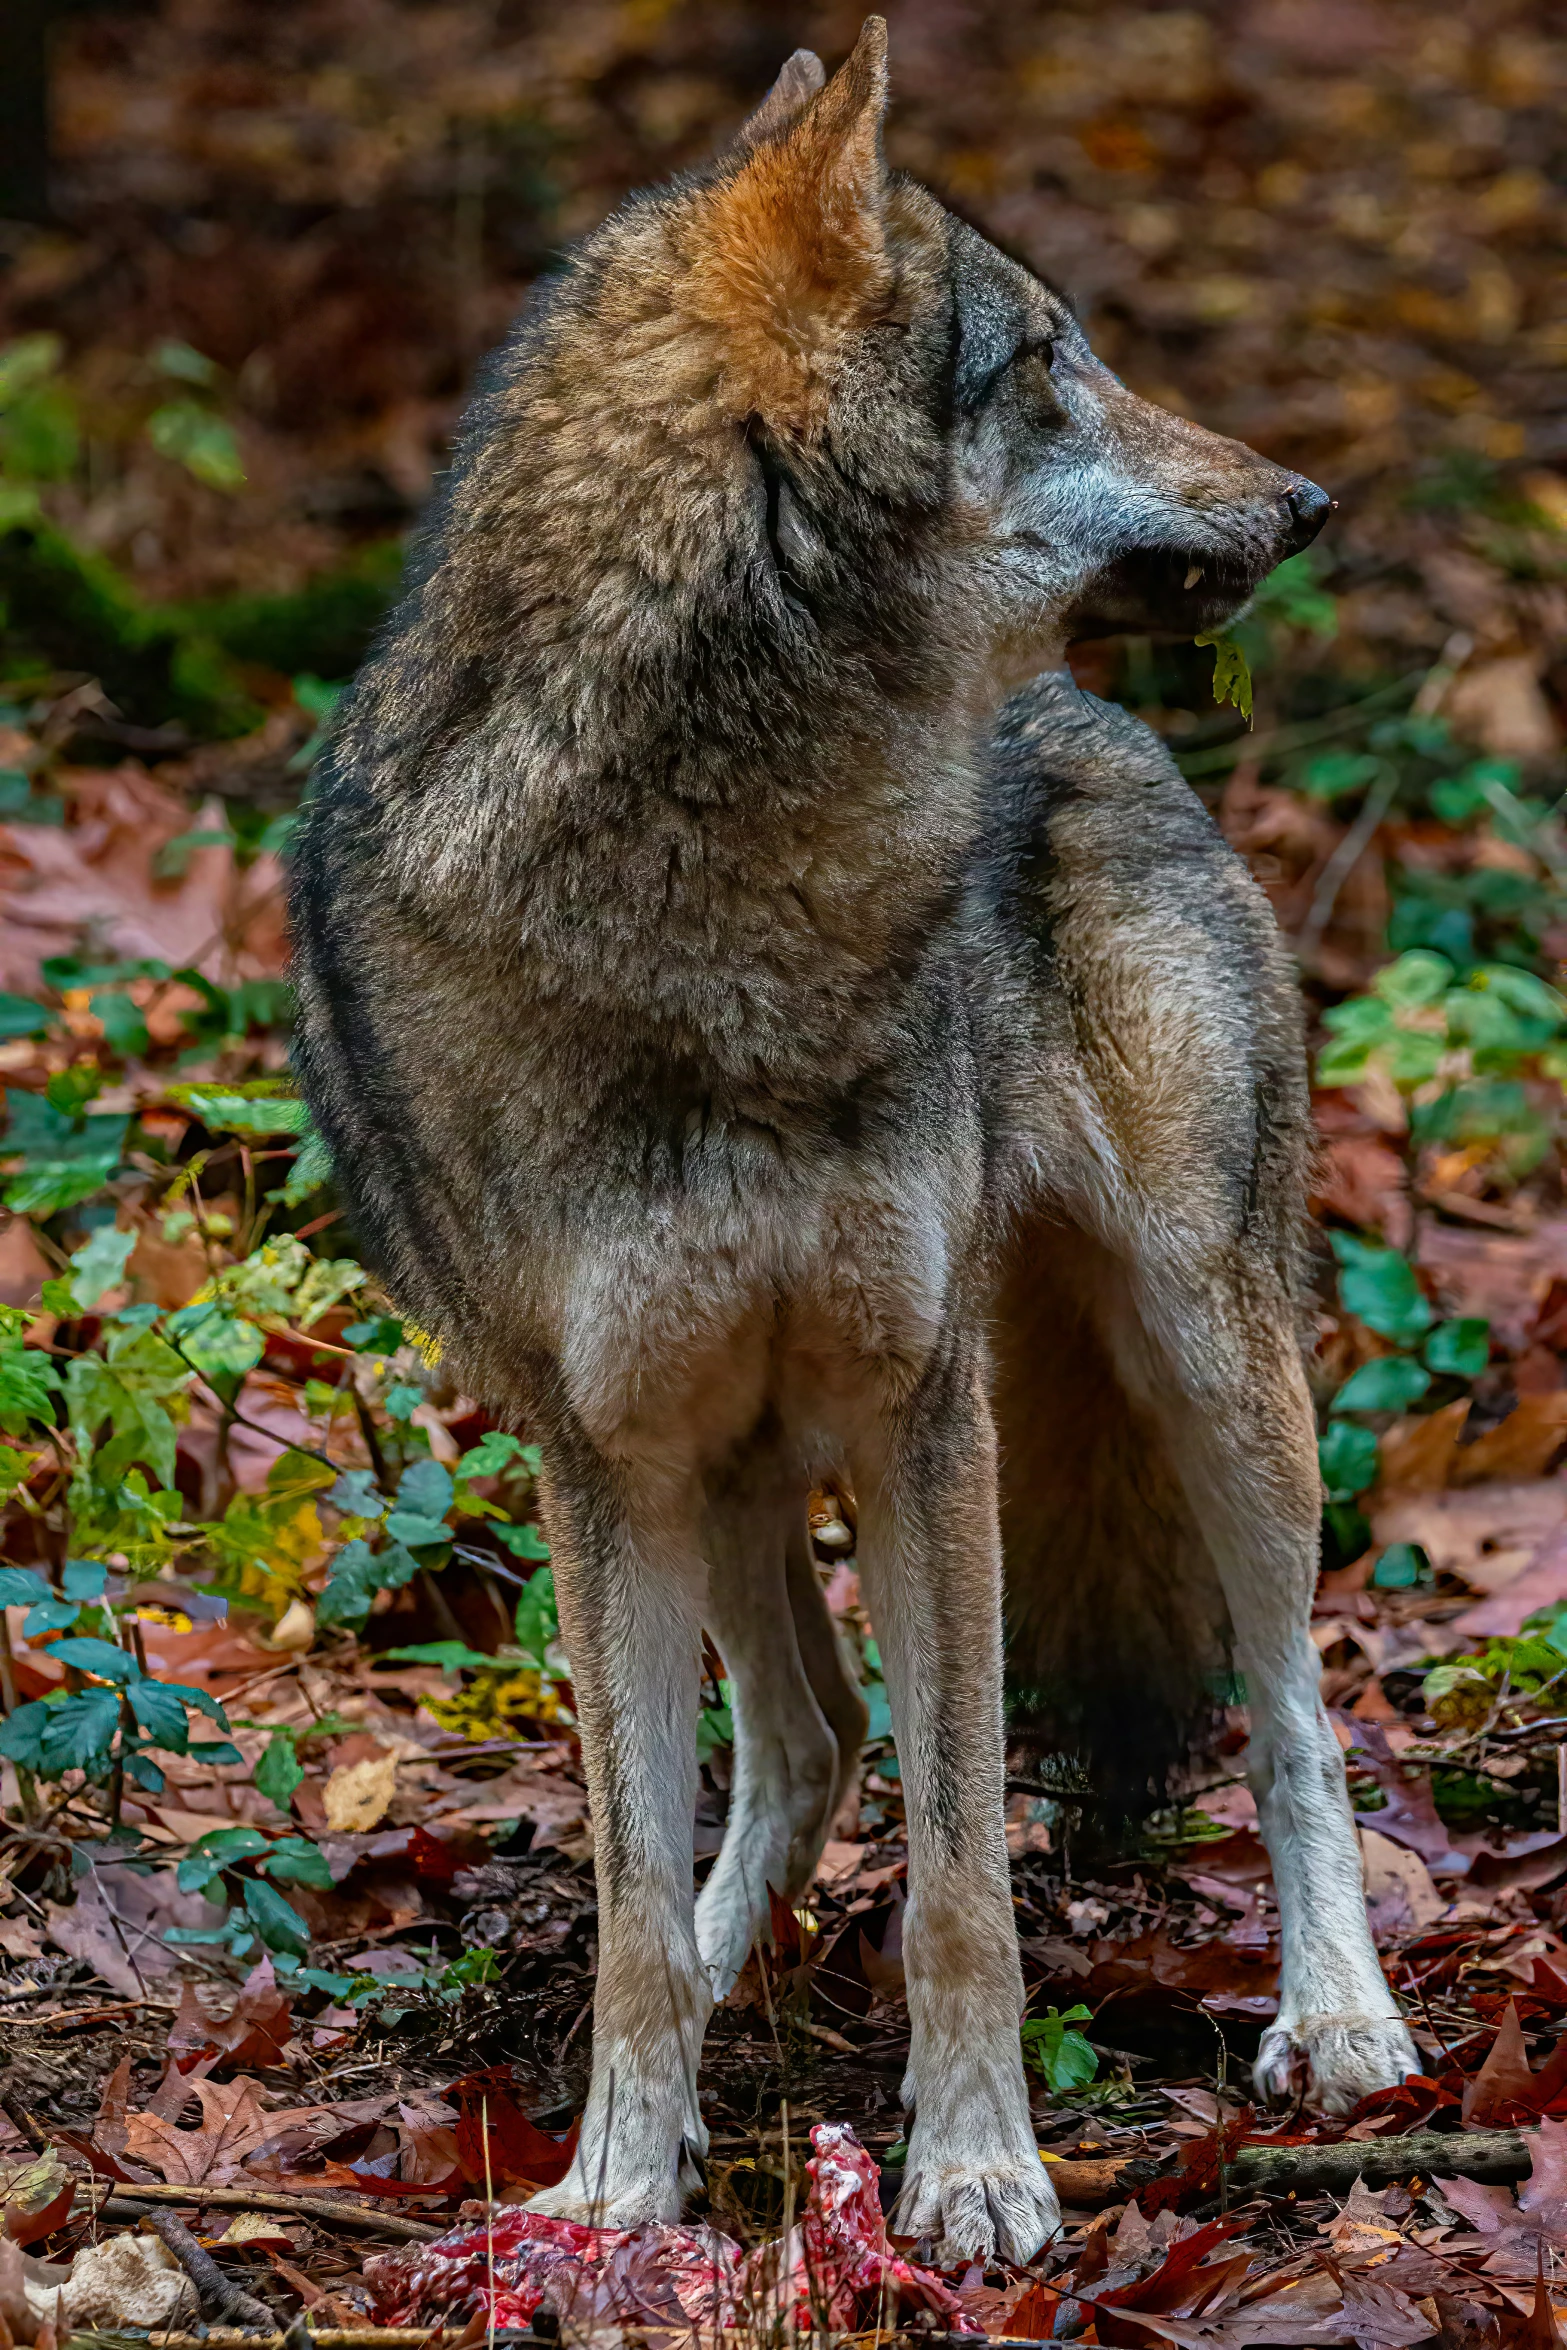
1013, 336, 1057, 373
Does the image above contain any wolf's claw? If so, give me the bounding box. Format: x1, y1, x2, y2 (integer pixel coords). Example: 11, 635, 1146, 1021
894, 2151, 1060, 2267
1254, 2011, 1420, 2115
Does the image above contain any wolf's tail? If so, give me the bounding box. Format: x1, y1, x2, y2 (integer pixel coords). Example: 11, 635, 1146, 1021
993, 1214, 1233, 1839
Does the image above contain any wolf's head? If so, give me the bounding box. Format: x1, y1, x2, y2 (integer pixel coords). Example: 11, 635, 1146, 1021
668, 16, 1326, 680
396, 18, 1328, 776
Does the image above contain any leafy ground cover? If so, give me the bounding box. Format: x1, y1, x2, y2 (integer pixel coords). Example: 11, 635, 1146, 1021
0, 0, 1564, 2340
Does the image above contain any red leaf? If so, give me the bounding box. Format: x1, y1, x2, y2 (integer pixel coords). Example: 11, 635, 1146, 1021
448, 2070, 578, 2190
1465, 2000, 1538, 2127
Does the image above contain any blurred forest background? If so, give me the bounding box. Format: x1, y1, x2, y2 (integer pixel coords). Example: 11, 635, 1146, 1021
0, 6, 1562, 2327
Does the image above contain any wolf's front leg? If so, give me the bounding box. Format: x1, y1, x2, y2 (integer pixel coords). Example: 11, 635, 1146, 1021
856, 1351, 1058, 2267
525, 1432, 712, 2224
1143, 1297, 1420, 2114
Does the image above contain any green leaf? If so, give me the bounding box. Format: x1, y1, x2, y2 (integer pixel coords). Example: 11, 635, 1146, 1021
281, 1124, 332, 1204
0, 335, 63, 407
187, 1739, 243, 1766
0, 1342, 60, 1436
1021, 2005, 1100, 2092
22, 1599, 78, 1637
459, 1431, 524, 1480
255, 1728, 304, 1811
382, 1640, 499, 1673
1424, 1318, 1490, 1378
63, 1227, 136, 1310
256, 1837, 333, 1890
166, 1300, 266, 1380
1, 1092, 129, 1217
126, 1679, 192, 1752
382, 1509, 450, 1548
513, 1565, 558, 1666
494, 1520, 550, 1562
0, 1568, 54, 1610
156, 340, 219, 387
1195, 632, 1252, 724
241, 1874, 310, 1957
0, 996, 49, 1042
1371, 1542, 1429, 1591
46, 1635, 136, 1683
398, 1458, 453, 1519
146, 400, 245, 489
163, 1084, 307, 1135
1373, 951, 1454, 1010
39, 1689, 121, 1774
0, 1701, 48, 1769
328, 1467, 384, 1518
315, 1536, 422, 1631
383, 1383, 423, 1421
1318, 1419, 1380, 1501
1330, 1356, 1431, 1414
1329, 1233, 1433, 1345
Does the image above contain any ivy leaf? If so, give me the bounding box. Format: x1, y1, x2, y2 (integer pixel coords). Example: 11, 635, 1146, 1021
1329, 1233, 1433, 1346
255, 1729, 304, 1811
1, 1092, 129, 1217
397, 1459, 453, 1519
1195, 632, 1253, 725
513, 1566, 558, 1667
383, 1509, 450, 1548
256, 1837, 333, 1890
241, 1875, 310, 1957
62, 1226, 136, 1310
1319, 1419, 1380, 1502
146, 399, 245, 490
1330, 1356, 1431, 1414
1021, 2005, 1099, 2092
1424, 1318, 1490, 1378
459, 1432, 524, 1480
166, 1299, 267, 1380
495, 1521, 550, 1562
383, 1640, 500, 1673
62, 1560, 107, 1601
1372, 1543, 1429, 1590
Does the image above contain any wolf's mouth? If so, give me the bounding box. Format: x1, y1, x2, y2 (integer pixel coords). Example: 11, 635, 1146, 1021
1064, 539, 1268, 641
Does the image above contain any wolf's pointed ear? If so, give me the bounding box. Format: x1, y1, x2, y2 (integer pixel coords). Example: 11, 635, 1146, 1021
688, 17, 892, 434
735, 48, 827, 148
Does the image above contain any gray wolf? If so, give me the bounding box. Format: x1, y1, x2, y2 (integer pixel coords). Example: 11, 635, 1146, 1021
291, 21, 1418, 2265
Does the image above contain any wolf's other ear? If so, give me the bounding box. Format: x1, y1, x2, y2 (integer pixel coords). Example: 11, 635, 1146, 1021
687, 17, 892, 435
735, 48, 827, 148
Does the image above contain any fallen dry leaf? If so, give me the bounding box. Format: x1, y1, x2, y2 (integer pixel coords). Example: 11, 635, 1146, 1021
323, 1752, 398, 1833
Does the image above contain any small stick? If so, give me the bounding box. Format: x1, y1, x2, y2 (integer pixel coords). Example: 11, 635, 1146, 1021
84, 2178, 443, 2241
142, 2205, 276, 2332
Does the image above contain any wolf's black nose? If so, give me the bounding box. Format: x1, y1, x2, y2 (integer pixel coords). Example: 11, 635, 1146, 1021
1280, 480, 1333, 556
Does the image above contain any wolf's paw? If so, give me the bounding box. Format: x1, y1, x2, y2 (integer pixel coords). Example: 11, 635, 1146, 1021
894, 2148, 1060, 2267
1255, 2011, 1420, 2116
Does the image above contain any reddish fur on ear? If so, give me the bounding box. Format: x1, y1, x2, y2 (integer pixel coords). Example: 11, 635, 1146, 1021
684, 17, 891, 436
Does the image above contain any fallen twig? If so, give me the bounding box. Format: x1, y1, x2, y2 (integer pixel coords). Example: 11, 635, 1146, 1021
1048, 2125, 1537, 2209
92, 2180, 444, 2242
142, 2206, 276, 2332
147, 2336, 556, 2349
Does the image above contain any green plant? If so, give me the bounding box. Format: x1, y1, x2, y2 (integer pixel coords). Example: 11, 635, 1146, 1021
1022, 2003, 1099, 2092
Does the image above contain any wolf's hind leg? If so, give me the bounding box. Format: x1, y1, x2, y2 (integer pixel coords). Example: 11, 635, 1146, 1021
696, 1480, 857, 1998
524, 1420, 712, 2226
785, 1522, 869, 1825
1109, 1264, 1420, 2116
